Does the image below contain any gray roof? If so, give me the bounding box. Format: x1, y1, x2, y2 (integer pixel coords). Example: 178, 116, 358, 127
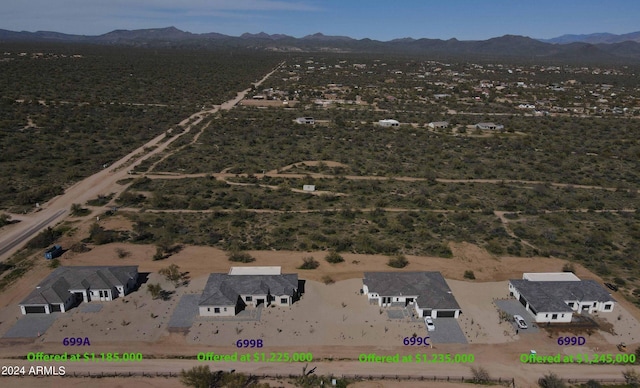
510, 279, 615, 313
363, 272, 461, 310
20, 266, 138, 306
199, 273, 298, 306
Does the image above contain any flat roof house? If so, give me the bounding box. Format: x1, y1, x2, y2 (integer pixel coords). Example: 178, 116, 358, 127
295, 117, 315, 124
19, 266, 138, 315
199, 267, 299, 317
428, 121, 449, 129
363, 272, 461, 318
475, 122, 504, 130
378, 119, 400, 127
509, 273, 615, 323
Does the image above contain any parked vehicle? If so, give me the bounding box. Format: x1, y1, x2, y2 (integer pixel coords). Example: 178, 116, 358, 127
424, 317, 435, 331
44, 245, 63, 260
513, 314, 528, 329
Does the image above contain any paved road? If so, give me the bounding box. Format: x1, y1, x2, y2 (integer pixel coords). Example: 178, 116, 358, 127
0, 209, 66, 258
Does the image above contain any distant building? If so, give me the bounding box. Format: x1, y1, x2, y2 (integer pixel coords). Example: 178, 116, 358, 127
508, 273, 615, 323
428, 121, 449, 129
295, 117, 315, 124
378, 119, 400, 127
199, 267, 300, 317
19, 266, 138, 315
475, 122, 504, 130
302, 185, 316, 192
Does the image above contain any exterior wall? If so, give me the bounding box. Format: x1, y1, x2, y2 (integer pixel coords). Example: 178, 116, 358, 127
274, 295, 292, 306
534, 311, 573, 323
90, 288, 113, 301
199, 305, 236, 317
566, 300, 614, 314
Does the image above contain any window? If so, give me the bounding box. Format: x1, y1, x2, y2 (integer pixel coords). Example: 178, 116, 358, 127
224, 308, 227, 312
593, 302, 597, 307
604, 304, 612, 310
281, 298, 287, 304
214, 308, 220, 313
545, 314, 548, 318
245, 296, 252, 302
552, 314, 558, 319
568, 302, 574, 307
561, 314, 564, 317
207, 308, 210, 312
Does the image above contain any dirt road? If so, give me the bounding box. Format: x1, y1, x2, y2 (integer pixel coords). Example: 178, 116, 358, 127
0, 62, 284, 262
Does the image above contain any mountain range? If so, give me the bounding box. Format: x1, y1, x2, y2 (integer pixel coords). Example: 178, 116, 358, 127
1, 27, 640, 63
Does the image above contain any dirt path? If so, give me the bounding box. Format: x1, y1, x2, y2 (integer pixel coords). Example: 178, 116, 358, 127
0, 62, 285, 262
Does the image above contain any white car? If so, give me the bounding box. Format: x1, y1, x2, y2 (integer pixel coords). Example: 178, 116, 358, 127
513, 314, 528, 329
424, 317, 435, 331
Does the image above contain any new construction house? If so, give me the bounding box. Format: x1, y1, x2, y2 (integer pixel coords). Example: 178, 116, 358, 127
363, 272, 461, 318
508, 272, 615, 323
199, 267, 300, 316
19, 266, 139, 314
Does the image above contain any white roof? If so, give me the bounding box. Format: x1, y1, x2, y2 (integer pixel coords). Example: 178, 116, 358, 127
522, 272, 580, 282
379, 119, 399, 124
229, 266, 282, 275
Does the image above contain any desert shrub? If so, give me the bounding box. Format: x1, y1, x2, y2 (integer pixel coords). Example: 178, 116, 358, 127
299, 256, 319, 270
464, 270, 476, 280
325, 250, 344, 263
614, 277, 626, 286
471, 366, 491, 384
623, 368, 639, 387
227, 250, 255, 263
116, 248, 130, 259
48, 259, 60, 269
538, 373, 567, 388
387, 254, 409, 268
562, 262, 575, 273
322, 275, 335, 284
70, 242, 90, 253
26, 227, 61, 249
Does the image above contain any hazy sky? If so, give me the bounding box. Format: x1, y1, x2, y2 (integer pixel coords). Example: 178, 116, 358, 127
2, 0, 639, 41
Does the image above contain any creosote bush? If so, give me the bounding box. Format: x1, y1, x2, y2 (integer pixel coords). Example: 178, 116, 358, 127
387, 254, 409, 268
325, 250, 344, 264
299, 256, 319, 270
227, 250, 255, 263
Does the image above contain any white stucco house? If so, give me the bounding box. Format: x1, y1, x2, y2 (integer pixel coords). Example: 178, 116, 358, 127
378, 119, 400, 127
475, 122, 504, 130
199, 267, 300, 317
363, 272, 461, 318
428, 121, 449, 129
508, 273, 615, 323
19, 266, 138, 314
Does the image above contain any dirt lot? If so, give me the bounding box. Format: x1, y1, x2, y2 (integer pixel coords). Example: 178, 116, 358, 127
1, 239, 639, 387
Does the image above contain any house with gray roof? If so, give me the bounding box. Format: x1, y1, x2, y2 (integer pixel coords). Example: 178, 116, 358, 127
509, 274, 615, 323
19, 266, 138, 315
199, 272, 299, 316
363, 272, 461, 318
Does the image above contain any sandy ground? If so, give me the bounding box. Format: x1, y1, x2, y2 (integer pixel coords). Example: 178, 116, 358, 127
1, 240, 639, 388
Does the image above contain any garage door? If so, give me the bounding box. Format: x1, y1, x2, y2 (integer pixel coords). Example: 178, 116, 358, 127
24, 306, 46, 314
436, 310, 456, 318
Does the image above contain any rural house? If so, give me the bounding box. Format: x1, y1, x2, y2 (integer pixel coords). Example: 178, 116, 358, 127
363, 272, 461, 318
199, 267, 300, 317
475, 122, 504, 130
378, 119, 400, 127
19, 266, 139, 315
428, 121, 449, 129
508, 273, 615, 323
